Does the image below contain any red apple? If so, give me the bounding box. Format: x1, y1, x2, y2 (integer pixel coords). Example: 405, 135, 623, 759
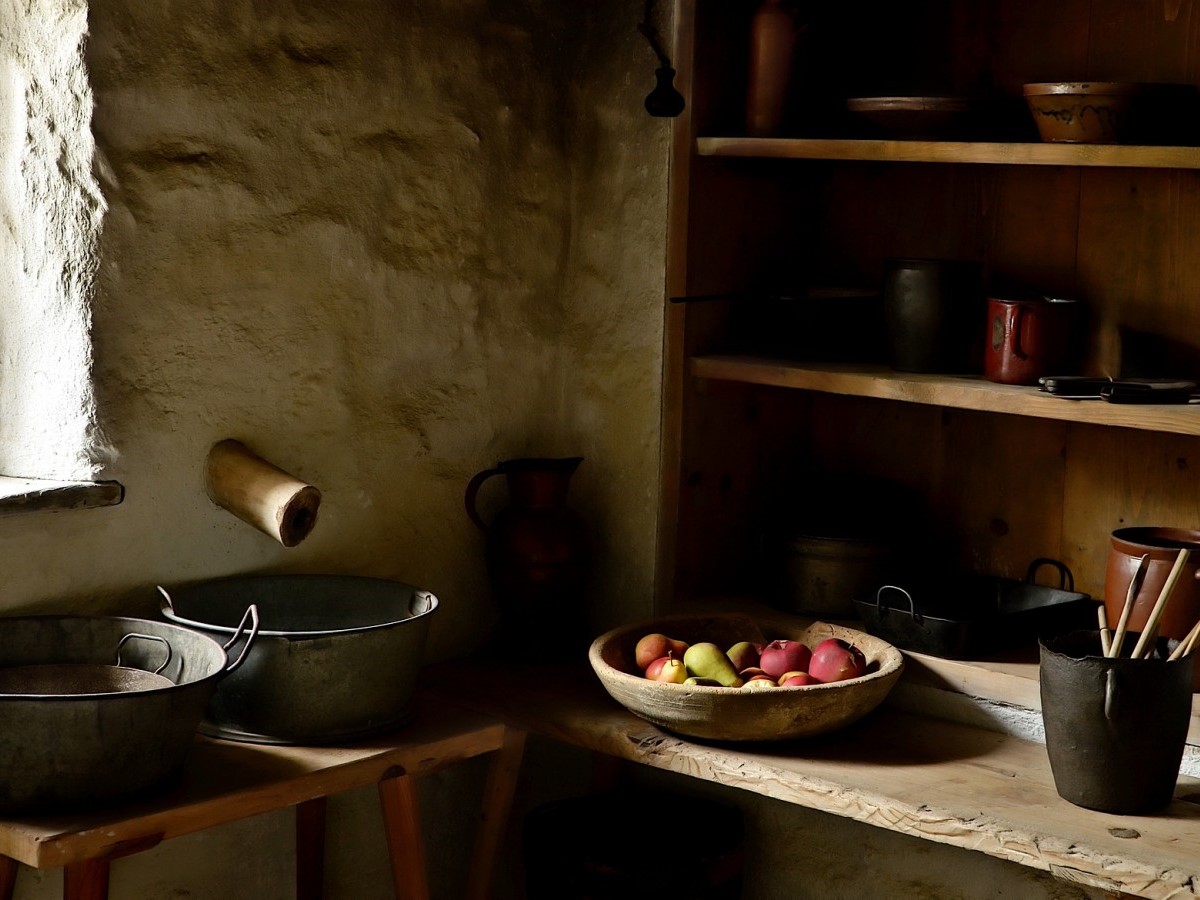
739, 667, 769, 679
814, 638, 866, 670
746, 674, 776, 683
780, 672, 819, 687
635, 633, 689, 671
645, 656, 688, 683
759, 639, 812, 679
808, 641, 866, 683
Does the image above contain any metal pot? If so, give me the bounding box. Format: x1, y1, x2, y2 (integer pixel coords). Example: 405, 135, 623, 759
0, 613, 256, 814
160, 574, 439, 745
776, 532, 895, 617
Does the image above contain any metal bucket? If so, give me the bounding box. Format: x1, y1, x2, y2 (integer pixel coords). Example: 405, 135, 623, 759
0, 613, 256, 814
160, 574, 439, 745
1040, 630, 1194, 814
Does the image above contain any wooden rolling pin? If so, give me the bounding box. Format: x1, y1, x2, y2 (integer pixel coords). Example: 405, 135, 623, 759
205, 439, 321, 547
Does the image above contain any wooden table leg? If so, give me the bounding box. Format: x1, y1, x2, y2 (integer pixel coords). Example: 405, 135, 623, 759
465, 728, 527, 900
296, 796, 328, 900
378, 767, 429, 900
63, 858, 110, 900
0, 856, 17, 900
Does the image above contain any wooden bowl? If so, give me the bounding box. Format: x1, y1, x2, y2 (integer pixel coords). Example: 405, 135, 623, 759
846, 96, 969, 137
1023, 82, 1143, 143
588, 611, 904, 742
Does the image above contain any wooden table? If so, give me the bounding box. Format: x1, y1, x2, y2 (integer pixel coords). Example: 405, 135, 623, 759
422, 661, 1200, 900
0, 699, 525, 900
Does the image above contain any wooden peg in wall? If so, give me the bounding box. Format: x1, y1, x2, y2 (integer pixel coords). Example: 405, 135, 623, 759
204, 439, 321, 547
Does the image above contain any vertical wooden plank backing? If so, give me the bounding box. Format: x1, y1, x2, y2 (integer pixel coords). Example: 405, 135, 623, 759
802, 397, 1068, 581
1075, 168, 1200, 376
1086, 0, 1199, 83
1061, 427, 1200, 595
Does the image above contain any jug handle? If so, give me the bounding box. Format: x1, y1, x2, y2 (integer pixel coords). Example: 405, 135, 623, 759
465, 467, 502, 531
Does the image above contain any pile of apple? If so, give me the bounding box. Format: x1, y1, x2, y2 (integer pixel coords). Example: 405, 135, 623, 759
634, 633, 866, 689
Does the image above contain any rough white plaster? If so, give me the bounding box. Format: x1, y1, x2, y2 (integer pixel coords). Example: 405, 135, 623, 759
0, 0, 106, 480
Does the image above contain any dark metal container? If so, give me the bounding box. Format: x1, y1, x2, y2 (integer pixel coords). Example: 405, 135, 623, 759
161, 574, 438, 745
1040, 630, 1194, 814
883, 258, 984, 373
0, 615, 251, 814
855, 559, 1093, 659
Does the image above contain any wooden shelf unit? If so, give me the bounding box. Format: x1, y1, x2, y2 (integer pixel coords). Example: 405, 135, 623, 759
659, 0, 1200, 611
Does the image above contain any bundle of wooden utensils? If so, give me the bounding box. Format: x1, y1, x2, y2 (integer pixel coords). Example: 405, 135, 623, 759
1098, 548, 1200, 660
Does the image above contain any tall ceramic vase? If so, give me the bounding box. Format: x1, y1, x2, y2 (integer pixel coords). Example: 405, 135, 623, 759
465, 457, 590, 657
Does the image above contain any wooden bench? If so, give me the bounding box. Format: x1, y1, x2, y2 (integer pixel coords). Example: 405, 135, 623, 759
0, 700, 525, 900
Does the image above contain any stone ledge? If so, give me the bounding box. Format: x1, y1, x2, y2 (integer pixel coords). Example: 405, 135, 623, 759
0, 476, 124, 515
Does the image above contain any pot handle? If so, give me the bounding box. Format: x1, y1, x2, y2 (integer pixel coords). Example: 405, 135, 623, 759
1026, 557, 1073, 592
464, 467, 502, 531
876, 585, 923, 624
222, 604, 260, 674
116, 633, 173, 676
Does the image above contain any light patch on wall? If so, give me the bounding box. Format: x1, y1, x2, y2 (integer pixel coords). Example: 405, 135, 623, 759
0, 0, 107, 480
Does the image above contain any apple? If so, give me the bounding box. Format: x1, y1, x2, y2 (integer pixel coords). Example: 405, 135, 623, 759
808, 640, 866, 683
759, 639, 812, 679
741, 678, 777, 691
738, 667, 768, 679
746, 674, 776, 683
813, 637, 866, 670
645, 656, 688, 683
780, 672, 819, 687
726, 641, 760, 671
635, 633, 689, 671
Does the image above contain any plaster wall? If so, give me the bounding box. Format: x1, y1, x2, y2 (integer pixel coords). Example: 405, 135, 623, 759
0, 2, 1115, 899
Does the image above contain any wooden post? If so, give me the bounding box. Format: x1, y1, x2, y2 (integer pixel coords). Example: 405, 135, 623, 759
63, 859, 109, 900
295, 797, 327, 900
0, 856, 17, 900
377, 768, 429, 900
204, 439, 321, 547
466, 728, 527, 900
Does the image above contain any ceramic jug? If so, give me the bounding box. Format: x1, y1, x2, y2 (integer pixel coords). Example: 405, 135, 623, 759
465, 457, 589, 655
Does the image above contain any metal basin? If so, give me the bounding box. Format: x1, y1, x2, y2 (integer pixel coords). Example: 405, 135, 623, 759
160, 574, 439, 745
0, 615, 253, 814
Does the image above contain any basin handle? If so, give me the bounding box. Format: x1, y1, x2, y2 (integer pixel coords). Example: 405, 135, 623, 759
157, 584, 177, 614
116, 633, 173, 676
223, 604, 260, 674
410, 590, 437, 617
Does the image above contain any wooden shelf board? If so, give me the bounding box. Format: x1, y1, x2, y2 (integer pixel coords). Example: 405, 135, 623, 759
424, 661, 1200, 900
690, 355, 1200, 436
697, 136, 1200, 168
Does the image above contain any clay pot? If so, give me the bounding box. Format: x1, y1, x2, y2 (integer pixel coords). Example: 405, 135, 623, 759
465, 457, 590, 656
1105, 527, 1200, 689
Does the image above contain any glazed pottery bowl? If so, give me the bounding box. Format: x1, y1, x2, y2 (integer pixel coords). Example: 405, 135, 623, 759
589, 611, 903, 742
1023, 82, 1143, 143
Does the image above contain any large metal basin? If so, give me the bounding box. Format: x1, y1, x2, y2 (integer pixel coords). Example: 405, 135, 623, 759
0, 615, 242, 814
161, 574, 439, 745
